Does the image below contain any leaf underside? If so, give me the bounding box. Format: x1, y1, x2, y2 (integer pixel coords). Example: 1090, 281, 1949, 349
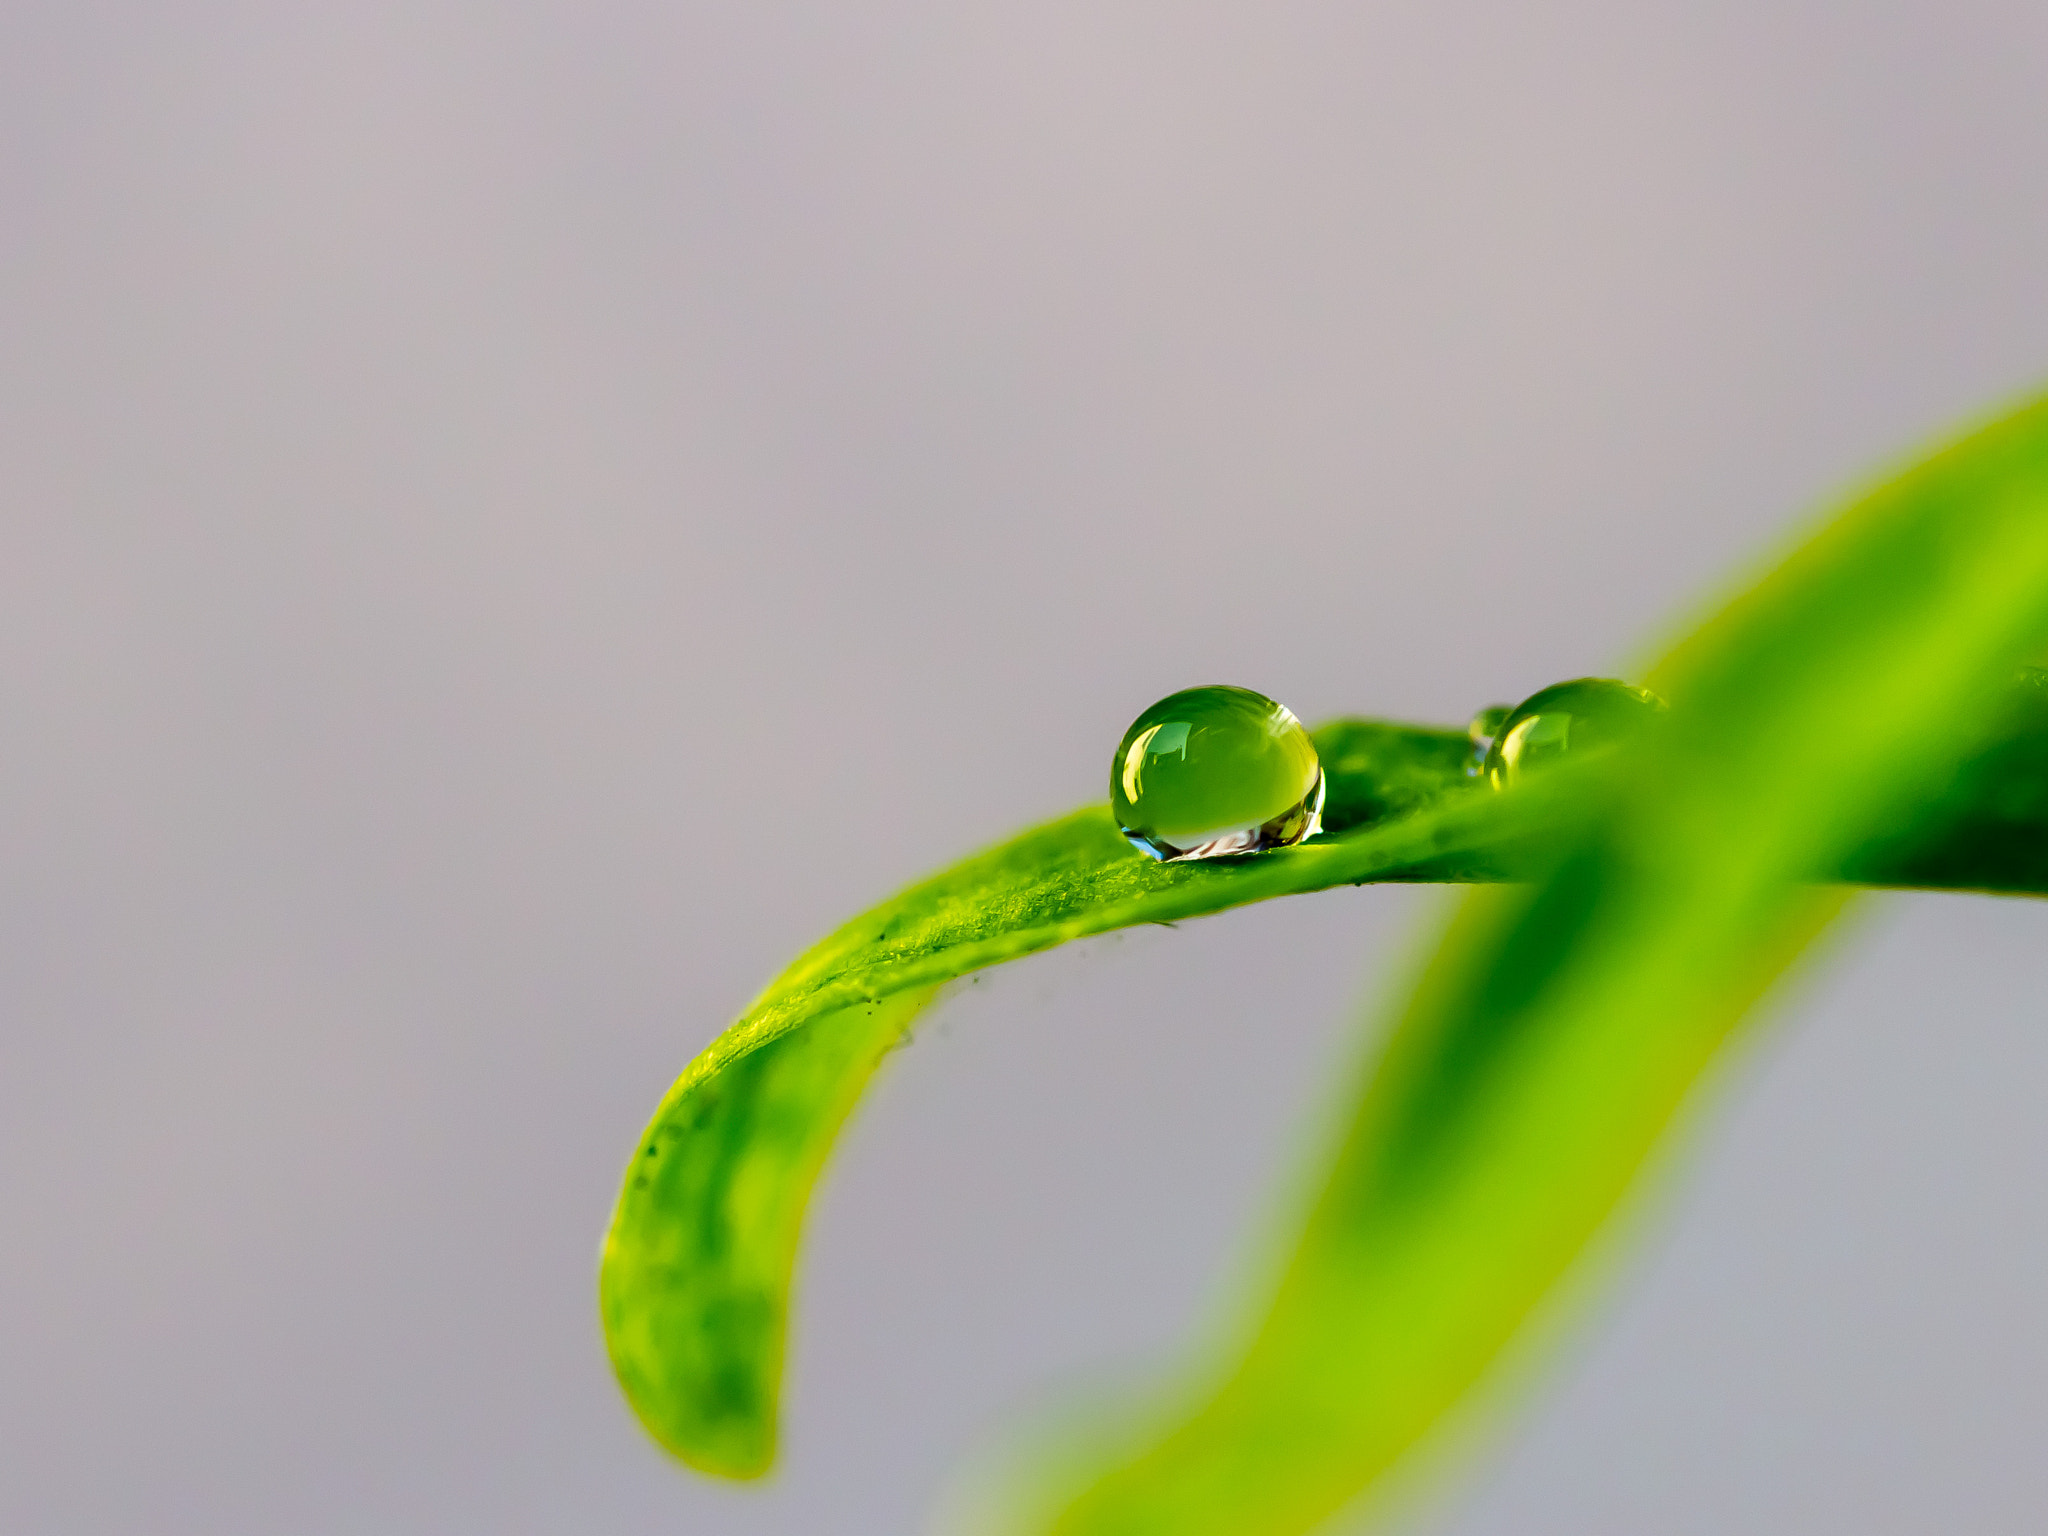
601, 395, 2048, 1528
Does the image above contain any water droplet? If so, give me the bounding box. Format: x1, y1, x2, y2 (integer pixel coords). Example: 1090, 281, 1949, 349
1483, 677, 1666, 789
1465, 704, 1514, 776
1468, 705, 1512, 740
1111, 685, 1325, 861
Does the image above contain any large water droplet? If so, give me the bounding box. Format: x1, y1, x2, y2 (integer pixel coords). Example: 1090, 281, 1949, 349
1111, 685, 1325, 861
1483, 677, 1666, 788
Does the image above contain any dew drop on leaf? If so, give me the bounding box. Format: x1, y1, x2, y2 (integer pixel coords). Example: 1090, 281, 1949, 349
1465, 704, 1514, 776
1468, 704, 1513, 741
1483, 677, 1667, 788
1110, 685, 1325, 861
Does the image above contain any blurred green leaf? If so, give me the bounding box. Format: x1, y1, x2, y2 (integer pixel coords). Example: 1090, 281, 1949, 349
1040, 394, 2048, 1534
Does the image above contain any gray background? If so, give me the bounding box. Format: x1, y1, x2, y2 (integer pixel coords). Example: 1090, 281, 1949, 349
4, 2, 2047, 1532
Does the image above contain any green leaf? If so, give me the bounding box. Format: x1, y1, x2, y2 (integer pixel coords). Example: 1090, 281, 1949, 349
600, 987, 937, 1477
1035, 394, 2048, 1533
599, 398, 2048, 1489
601, 722, 1528, 1474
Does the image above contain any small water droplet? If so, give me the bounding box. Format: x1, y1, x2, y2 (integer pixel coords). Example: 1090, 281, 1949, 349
1483, 677, 1666, 789
1465, 704, 1514, 776
1469, 705, 1513, 741
1111, 685, 1325, 861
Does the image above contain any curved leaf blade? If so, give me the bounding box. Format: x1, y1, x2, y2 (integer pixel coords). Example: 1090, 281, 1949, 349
602, 723, 1517, 1469
600, 988, 936, 1477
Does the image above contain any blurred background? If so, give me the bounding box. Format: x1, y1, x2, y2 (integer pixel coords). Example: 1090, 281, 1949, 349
5, 2, 2048, 1531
